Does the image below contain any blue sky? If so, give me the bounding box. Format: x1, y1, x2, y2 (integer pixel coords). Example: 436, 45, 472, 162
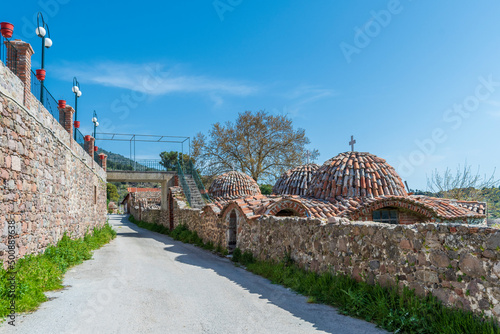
3, 0, 500, 188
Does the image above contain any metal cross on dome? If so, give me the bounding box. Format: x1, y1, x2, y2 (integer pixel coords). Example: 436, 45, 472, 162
305, 150, 311, 164
349, 135, 356, 152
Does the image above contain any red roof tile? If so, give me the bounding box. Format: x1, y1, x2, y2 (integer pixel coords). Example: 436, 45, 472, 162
208, 171, 261, 200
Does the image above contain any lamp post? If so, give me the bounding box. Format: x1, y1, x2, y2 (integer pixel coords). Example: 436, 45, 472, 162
35, 12, 52, 105
92, 110, 99, 138
72, 77, 82, 140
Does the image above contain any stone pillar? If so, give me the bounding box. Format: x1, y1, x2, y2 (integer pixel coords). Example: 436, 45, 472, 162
5, 40, 35, 108
99, 153, 108, 171
84, 136, 95, 160
58, 106, 75, 137
161, 180, 168, 211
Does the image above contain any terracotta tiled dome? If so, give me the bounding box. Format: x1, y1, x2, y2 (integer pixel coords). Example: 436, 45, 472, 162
307, 152, 407, 201
208, 171, 261, 199
272, 163, 320, 196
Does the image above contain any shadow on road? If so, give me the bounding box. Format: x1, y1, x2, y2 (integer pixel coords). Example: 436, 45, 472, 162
111, 215, 383, 334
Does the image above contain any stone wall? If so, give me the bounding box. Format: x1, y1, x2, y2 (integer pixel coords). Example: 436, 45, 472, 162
238, 216, 500, 318
0, 61, 107, 266
130, 204, 161, 226
132, 184, 500, 319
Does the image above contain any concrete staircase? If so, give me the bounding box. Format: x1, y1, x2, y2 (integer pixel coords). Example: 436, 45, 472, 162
184, 175, 205, 209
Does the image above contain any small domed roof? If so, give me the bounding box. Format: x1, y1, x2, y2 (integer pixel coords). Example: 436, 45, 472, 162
208, 171, 261, 199
272, 163, 320, 196
307, 151, 407, 201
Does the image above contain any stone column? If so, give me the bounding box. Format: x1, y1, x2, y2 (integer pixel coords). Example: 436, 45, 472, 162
99, 153, 108, 171
58, 106, 75, 137
84, 136, 95, 160
161, 180, 168, 211
5, 40, 35, 108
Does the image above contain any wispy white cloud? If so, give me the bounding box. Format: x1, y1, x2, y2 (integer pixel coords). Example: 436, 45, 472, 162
53, 61, 258, 98
273, 85, 337, 117
484, 100, 500, 118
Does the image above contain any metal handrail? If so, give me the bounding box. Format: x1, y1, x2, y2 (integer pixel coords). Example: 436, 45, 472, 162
177, 161, 192, 207
30, 69, 59, 121
186, 160, 212, 203
75, 128, 85, 151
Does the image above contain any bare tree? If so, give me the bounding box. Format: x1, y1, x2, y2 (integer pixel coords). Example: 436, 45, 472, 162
192, 110, 319, 183
426, 163, 498, 201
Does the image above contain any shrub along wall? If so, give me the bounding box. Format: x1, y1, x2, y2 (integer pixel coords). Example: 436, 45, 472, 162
0, 61, 107, 266
132, 190, 500, 320
238, 216, 500, 319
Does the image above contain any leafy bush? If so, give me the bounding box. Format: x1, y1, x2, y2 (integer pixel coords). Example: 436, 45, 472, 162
232, 248, 242, 263
0, 223, 116, 317
238, 256, 500, 334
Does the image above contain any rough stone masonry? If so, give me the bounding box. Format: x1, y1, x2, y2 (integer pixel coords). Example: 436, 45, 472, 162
0, 57, 107, 266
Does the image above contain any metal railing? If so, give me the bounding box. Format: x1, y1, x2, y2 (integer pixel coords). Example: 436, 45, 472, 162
0, 36, 18, 75
185, 160, 211, 203
74, 128, 85, 151
106, 157, 170, 172
94, 153, 102, 167
30, 70, 59, 122
177, 161, 192, 207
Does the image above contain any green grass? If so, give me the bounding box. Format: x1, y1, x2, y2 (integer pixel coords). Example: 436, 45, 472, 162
128, 216, 226, 255
0, 223, 116, 317
129, 218, 499, 333
230, 248, 499, 334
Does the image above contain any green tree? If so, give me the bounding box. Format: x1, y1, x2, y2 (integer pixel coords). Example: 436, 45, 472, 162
259, 184, 273, 195
159, 151, 192, 171
427, 163, 497, 201
106, 183, 120, 203
193, 110, 319, 183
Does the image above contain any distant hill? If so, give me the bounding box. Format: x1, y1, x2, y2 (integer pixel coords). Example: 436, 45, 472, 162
96, 149, 161, 201
96, 148, 154, 171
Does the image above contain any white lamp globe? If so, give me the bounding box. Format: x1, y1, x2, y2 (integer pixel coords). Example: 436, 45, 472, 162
72, 86, 79, 93
92, 117, 97, 123
77, 91, 82, 97
95, 122, 99, 127
36, 27, 46, 37
44, 38, 52, 48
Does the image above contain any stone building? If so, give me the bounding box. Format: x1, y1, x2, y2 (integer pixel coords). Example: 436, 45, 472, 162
272, 163, 319, 196
134, 150, 498, 320
208, 171, 261, 200
198, 151, 486, 226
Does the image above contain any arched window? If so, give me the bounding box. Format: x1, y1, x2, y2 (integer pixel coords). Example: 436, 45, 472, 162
372, 208, 399, 224
275, 209, 301, 217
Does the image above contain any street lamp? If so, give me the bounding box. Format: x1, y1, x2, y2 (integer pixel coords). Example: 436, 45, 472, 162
35, 12, 52, 105
72, 77, 82, 140
92, 110, 99, 138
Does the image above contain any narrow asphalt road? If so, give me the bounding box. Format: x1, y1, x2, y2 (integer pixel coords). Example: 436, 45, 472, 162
1, 215, 386, 334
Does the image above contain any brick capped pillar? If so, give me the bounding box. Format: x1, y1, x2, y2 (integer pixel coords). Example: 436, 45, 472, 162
58, 106, 75, 137
84, 136, 95, 159
99, 153, 107, 171
5, 40, 35, 108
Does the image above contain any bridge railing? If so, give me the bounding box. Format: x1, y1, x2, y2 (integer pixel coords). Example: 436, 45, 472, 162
106, 158, 172, 172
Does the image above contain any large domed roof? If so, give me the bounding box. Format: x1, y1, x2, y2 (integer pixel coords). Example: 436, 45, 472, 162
208, 171, 262, 199
272, 163, 320, 196
307, 152, 407, 201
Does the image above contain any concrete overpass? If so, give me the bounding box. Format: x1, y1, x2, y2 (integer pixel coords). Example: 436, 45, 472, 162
107, 171, 176, 210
